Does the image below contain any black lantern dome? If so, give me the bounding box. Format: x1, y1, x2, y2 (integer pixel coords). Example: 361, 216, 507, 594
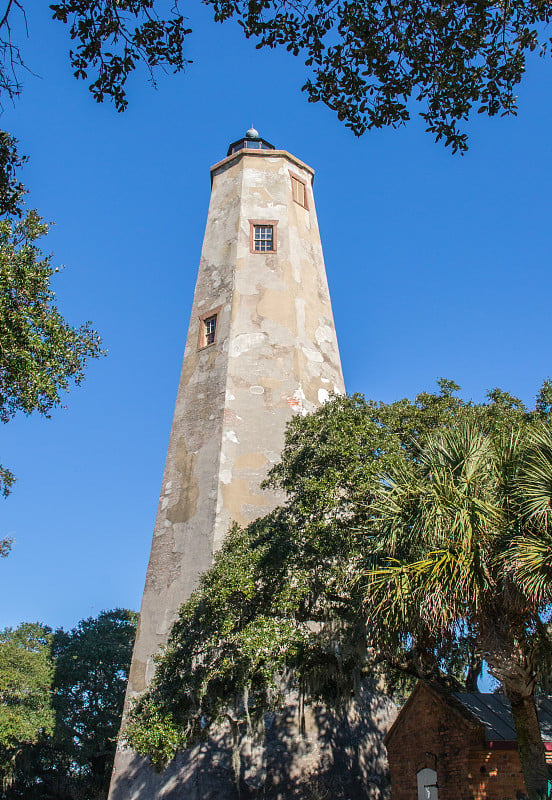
227, 128, 275, 156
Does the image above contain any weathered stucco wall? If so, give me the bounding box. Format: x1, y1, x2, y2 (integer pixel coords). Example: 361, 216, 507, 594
211, 149, 343, 550
121, 147, 343, 706
109, 146, 392, 800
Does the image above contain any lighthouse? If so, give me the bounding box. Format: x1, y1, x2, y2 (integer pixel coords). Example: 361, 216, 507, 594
109, 133, 390, 799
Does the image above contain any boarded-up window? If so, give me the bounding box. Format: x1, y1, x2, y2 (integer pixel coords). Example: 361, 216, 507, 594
291, 175, 307, 208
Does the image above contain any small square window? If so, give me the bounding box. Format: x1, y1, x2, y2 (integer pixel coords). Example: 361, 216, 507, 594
291, 175, 307, 208
254, 225, 273, 252
250, 220, 278, 253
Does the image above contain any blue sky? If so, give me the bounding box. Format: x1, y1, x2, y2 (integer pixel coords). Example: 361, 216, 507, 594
1, 3, 551, 632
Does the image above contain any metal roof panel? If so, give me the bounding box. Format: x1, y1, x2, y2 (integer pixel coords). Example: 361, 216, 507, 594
452, 693, 552, 742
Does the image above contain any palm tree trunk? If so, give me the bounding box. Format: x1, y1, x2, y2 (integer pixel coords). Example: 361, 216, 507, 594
506, 688, 549, 800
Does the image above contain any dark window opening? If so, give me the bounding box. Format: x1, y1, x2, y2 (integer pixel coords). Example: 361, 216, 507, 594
204, 315, 217, 345
254, 225, 274, 252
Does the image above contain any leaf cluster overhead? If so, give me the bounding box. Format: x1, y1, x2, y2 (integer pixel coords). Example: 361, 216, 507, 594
49, 0, 191, 112
0, 0, 550, 148
205, 0, 552, 150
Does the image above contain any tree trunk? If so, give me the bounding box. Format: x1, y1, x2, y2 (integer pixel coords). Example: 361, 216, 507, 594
506, 688, 549, 800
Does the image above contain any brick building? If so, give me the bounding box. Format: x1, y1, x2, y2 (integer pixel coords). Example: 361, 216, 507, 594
385, 681, 552, 800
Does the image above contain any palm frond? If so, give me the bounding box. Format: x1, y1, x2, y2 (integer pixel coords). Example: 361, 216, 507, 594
517, 424, 552, 524
503, 532, 552, 605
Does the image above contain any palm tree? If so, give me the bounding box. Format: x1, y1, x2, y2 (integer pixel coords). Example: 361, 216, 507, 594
366, 422, 552, 800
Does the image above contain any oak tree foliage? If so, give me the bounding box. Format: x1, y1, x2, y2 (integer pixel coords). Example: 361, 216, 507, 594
207, 0, 552, 151
49, 1, 191, 112
49, 609, 139, 799
125, 380, 552, 799
0, 208, 103, 426
0, 1, 189, 112
0, 133, 103, 553
0, 134, 102, 427
0, 1, 551, 148
1, 609, 137, 800
0, 623, 54, 787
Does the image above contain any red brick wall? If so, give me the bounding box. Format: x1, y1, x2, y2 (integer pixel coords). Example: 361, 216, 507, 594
466, 748, 525, 800
386, 683, 478, 800
468, 747, 552, 800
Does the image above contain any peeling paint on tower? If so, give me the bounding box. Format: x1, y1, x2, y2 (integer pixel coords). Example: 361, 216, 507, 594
109, 132, 394, 800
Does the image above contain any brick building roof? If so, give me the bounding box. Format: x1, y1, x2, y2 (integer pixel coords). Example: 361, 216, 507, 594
452, 692, 552, 743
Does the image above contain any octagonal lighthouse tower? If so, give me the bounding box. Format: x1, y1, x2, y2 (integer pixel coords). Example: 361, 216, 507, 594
109, 132, 345, 798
